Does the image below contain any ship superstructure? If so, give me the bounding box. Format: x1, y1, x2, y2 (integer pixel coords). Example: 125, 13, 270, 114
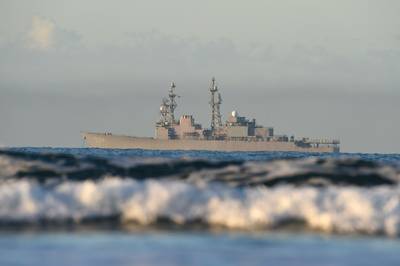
153, 78, 339, 151
82, 78, 339, 152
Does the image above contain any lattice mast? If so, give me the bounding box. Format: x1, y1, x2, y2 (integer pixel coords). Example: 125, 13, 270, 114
209, 77, 222, 133
158, 82, 178, 126
168, 82, 177, 125
158, 98, 170, 125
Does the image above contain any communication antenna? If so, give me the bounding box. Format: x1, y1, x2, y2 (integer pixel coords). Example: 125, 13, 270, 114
209, 77, 223, 132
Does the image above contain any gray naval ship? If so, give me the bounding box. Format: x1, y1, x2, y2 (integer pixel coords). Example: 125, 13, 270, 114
83, 78, 340, 152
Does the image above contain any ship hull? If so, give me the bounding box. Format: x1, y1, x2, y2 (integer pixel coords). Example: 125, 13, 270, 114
82, 132, 339, 153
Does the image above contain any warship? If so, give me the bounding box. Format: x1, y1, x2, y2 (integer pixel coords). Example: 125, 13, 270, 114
82, 78, 340, 152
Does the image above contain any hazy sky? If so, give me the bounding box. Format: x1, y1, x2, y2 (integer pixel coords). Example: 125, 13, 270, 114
1, 0, 399, 152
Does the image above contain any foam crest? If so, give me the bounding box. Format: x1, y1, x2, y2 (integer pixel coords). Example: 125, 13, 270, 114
0, 178, 399, 236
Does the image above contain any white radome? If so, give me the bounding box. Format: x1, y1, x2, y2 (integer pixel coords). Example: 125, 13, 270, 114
231, 110, 238, 117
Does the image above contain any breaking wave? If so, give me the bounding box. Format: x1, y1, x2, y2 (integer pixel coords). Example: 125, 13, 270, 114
1, 149, 400, 236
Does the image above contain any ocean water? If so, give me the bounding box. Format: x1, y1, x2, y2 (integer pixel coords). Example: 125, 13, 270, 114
1, 147, 400, 265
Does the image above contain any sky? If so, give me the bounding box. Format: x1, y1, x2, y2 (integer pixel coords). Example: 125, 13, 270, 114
0, 0, 399, 153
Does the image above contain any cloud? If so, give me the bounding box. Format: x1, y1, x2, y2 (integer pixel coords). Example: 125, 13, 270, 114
26, 16, 81, 50
28, 16, 55, 50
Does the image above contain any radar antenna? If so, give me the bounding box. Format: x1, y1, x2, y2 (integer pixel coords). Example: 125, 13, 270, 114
209, 77, 223, 133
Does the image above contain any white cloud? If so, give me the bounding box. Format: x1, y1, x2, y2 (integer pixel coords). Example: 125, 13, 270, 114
28, 16, 55, 50
25, 16, 82, 51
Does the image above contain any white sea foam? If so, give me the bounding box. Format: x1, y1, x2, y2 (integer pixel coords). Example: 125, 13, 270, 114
0, 177, 399, 236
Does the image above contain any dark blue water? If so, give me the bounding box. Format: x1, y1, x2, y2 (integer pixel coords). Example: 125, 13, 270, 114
1, 147, 399, 266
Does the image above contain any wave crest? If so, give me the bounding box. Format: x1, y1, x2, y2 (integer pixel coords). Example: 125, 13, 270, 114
0, 178, 400, 236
